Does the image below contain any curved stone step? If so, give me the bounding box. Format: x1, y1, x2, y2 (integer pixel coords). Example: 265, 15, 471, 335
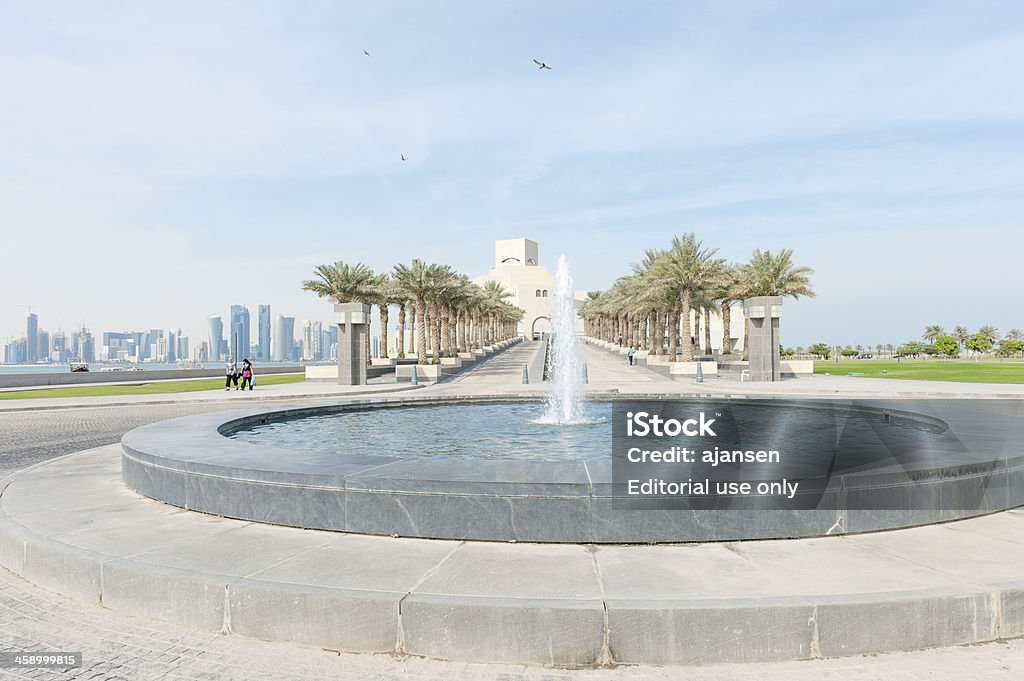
3, 447, 1024, 666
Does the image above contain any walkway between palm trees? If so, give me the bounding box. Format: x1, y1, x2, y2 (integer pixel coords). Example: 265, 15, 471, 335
430, 337, 674, 396
434, 339, 547, 392
580, 341, 675, 385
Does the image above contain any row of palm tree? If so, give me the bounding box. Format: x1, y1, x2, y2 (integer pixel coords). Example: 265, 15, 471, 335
302, 260, 524, 366
578, 233, 815, 362
923, 325, 1019, 347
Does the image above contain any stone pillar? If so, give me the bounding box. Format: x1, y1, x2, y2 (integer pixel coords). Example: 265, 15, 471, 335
334, 303, 370, 385
743, 296, 782, 382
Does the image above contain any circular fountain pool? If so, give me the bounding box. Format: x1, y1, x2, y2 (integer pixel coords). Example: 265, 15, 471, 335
121, 395, 1024, 543
229, 401, 611, 462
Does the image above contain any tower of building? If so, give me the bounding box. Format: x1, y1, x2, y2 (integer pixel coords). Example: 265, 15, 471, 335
230, 305, 251, 361
258, 304, 271, 362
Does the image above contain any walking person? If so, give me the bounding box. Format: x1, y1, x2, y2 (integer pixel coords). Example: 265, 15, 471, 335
225, 358, 238, 390
627, 345, 636, 366
239, 359, 254, 391
617, 333, 623, 348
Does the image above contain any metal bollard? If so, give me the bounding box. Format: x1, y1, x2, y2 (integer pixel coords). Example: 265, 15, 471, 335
696, 361, 703, 383
411, 365, 418, 385
582, 363, 589, 384
522, 364, 529, 384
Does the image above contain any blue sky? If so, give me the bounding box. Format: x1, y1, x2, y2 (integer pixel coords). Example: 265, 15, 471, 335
1, 1, 1022, 349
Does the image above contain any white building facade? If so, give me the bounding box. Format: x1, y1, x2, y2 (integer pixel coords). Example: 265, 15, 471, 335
474, 238, 586, 339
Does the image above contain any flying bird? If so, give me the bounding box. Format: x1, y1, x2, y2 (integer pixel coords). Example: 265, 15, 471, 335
363, 49, 372, 57
400, 154, 407, 161
533, 59, 552, 70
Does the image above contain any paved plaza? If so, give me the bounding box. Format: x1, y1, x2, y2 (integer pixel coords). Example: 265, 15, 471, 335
2, 342, 1024, 679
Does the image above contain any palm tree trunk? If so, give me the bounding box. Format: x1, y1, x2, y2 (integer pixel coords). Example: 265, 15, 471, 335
432, 304, 442, 364
380, 305, 390, 359
397, 305, 406, 359
649, 310, 659, 356
668, 307, 679, 362
721, 302, 732, 355
704, 308, 712, 356
640, 313, 648, 351
681, 289, 693, 362
442, 305, 453, 358
416, 300, 428, 365
693, 309, 701, 355
424, 308, 431, 351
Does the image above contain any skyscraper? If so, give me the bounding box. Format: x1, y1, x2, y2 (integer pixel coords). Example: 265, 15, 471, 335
271, 314, 287, 362
73, 328, 95, 363
301, 320, 313, 360
166, 330, 177, 363
282, 316, 295, 361
103, 332, 137, 361
51, 332, 69, 363
207, 315, 224, 362
230, 305, 250, 361
258, 304, 271, 362
37, 330, 49, 362
312, 321, 323, 360
143, 329, 163, 362
321, 325, 336, 361
26, 313, 38, 362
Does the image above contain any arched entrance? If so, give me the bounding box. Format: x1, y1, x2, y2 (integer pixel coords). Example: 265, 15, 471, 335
530, 316, 551, 340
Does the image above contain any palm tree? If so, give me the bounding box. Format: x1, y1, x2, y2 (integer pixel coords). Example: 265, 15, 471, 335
393, 260, 436, 366
978, 325, 1000, 345
371, 274, 405, 361
714, 263, 743, 355
426, 265, 458, 363
649, 234, 725, 362
479, 280, 513, 345
391, 284, 412, 359
579, 291, 604, 340
628, 249, 668, 353
302, 261, 379, 305
736, 248, 815, 360
952, 326, 970, 348
448, 275, 479, 354
302, 262, 380, 366
922, 325, 944, 344
1007, 329, 1023, 342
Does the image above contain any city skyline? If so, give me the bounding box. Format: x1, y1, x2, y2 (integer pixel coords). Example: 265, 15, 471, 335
2, 2, 1023, 347
2, 303, 341, 366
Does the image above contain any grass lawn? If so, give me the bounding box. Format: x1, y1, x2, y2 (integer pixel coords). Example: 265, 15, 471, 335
814, 360, 1024, 383
0, 373, 306, 400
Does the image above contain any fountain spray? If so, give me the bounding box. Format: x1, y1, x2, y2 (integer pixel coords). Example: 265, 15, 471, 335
536, 255, 590, 425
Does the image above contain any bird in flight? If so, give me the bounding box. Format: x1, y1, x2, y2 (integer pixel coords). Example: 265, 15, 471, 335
400, 154, 408, 161
533, 59, 552, 70
363, 49, 372, 57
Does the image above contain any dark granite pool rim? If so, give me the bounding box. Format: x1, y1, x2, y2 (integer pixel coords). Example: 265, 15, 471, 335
121, 393, 1024, 543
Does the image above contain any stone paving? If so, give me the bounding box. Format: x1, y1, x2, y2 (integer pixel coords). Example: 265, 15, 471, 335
2, 557, 1024, 680
1, 342, 1024, 678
